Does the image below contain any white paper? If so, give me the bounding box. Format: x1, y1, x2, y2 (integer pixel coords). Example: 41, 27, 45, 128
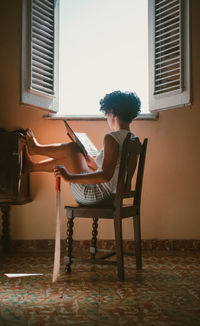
4, 273, 43, 278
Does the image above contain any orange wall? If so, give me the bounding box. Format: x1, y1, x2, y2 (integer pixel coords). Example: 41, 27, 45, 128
0, 0, 200, 240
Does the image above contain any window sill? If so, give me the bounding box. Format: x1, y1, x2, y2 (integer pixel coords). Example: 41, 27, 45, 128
44, 112, 158, 121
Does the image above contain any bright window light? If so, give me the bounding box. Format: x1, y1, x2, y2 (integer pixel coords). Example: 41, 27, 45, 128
59, 0, 149, 116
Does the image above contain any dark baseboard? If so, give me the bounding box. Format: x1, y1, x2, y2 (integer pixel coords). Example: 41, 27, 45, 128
4, 239, 200, 253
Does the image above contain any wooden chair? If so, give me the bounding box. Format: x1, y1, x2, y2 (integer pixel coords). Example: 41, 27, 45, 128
64, 133, 148, 280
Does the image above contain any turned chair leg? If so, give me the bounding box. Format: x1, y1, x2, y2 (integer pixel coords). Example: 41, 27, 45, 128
133, 214, 142, 270
90, 217, 98, 260
65, 214, 74, 274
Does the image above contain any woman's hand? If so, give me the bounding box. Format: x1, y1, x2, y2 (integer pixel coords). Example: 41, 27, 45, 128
54, 165, 72, 182
86, 154, 98, 171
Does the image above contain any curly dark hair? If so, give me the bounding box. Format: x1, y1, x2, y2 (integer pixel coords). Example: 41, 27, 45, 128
99, 90, 141, 123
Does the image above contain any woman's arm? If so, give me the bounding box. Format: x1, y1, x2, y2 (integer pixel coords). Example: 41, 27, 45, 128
54, 134, 119, 184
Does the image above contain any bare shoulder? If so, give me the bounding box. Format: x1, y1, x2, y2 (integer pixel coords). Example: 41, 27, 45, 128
103, 133, 118, 146
101, 133, 119, 176
103, 133, 119, 156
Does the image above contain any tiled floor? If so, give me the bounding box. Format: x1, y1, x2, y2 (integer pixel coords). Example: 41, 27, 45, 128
0, 251, 200, 325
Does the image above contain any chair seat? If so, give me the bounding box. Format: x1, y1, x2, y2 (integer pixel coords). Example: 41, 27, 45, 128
64, 203, 139, 219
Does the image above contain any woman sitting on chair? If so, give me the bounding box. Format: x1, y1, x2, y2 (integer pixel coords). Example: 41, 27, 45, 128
25, 90, 141, 206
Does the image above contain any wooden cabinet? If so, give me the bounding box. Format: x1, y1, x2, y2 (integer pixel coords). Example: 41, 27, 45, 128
0, 128, 31, 251
0, 128, 30, 204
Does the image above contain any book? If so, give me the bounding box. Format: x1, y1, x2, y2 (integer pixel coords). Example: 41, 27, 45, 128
63, 120, 98, 158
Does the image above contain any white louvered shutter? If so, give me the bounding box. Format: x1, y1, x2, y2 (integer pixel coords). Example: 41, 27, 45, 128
31, 0, 55, 95
148, 0, 191, 111
21, 0, 59, 111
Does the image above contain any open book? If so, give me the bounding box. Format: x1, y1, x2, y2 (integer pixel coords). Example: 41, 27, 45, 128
63, 120, 98, 158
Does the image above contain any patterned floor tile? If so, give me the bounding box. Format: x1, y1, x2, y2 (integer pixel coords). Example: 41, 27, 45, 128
0, 251, 200, 326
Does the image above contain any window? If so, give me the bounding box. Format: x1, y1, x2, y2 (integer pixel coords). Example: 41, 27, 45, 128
21, 0, 191, 116
59, 0, 149, 117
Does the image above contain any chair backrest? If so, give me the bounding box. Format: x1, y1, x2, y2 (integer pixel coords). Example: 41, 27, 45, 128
114, 133, 148, 208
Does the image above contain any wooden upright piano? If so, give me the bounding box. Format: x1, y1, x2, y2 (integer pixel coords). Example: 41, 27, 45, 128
0, 128, 31, 251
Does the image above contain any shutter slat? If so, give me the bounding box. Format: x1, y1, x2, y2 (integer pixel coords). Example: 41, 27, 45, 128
32, 52, 53, 68
155, 26, 179, 40
155, 3, 179, 18
32, 38, 53, 51
32, 66, 54, 78
155, 81, 181, 90
155, 0, 178, 11
32, 60, 53, 73
34, 0, 54, 15
155, 72, 180, 82
155, 12, 180, 28
155, 32, 180, 46
154, 0, 182, 95
33, 43, 53, 56
155, 67, 180, 77
32, 72, 53, 83
155, 50, 180, 62
32, 14, 54, 31
32, 55, 53, 71
31, 0, 55, 95
155, 60, 179, 71
156, 44, 179, 55
42, 0, 54, 8
155, 0, 167, 6
32, 34, 53, 48
155, 8, 180, 24
155, 38, 179, 51
155, 0, 179, 16
32, 27, 54, 43
31, 83, 53, 94
155, 81, 181, 94
32, 8, 54, 24
155, 56, 180, 67
33, 4, 54, 20
155, 14, 179, 29
32, 78, 53, 88
155, 80, 181, 91
32, 17, 54, 32
155, 20, 179, 35
32, 48, 54, 62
